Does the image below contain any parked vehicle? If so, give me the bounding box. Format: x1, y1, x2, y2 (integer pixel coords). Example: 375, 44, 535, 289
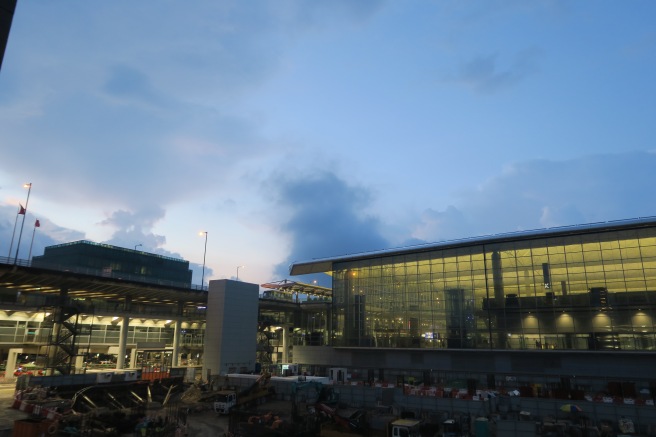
213, 373, 274, 414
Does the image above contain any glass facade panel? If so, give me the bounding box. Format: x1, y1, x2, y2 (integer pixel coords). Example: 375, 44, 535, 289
331, 225, 656, 351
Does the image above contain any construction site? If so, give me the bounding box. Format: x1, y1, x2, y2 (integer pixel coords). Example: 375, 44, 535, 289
3, 223, 656, 435
5, 366, 656, 437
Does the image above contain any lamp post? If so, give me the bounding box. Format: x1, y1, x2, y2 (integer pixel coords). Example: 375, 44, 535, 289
134, 244, 142, 251
236, 265, 244, 281
200, 231, 208, 287
13, 182, 32, 264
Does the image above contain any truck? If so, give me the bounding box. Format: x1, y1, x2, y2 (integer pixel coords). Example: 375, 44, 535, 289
362, 415, 424, 437
213, 373, 273, 414
213, 389, 238, 414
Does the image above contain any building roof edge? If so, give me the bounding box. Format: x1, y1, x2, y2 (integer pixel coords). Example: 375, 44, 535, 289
289, 216, 656, 276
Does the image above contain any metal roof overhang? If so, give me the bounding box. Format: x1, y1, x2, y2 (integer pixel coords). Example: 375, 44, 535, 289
287, 261, 334, 277
289, 216, 656, 276
260, 279, 332, 298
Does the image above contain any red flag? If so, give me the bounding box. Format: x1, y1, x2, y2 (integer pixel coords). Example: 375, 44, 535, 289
35, 219, 40, 228
18, 204, 26, 215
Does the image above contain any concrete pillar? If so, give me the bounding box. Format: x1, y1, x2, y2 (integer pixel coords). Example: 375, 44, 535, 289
116, 316, 129, 369
5, 348, 24, 380
129, 347, 138, 369
47, 318, 62, 373
282, 327, 289, 363
202, 280, 259, 377
172, 321, 181, 367
75, 355, 85, 373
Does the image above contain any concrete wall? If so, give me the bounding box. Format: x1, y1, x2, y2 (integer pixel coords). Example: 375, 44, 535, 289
203, 279, 259, 377
329, 385, 656, 434
293, 346, 656, 380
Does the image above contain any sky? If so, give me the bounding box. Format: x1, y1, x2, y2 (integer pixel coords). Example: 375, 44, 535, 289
1, 1, 655, 288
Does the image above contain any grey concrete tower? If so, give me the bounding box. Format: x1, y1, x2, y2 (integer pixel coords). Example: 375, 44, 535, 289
203, 279, 259, 377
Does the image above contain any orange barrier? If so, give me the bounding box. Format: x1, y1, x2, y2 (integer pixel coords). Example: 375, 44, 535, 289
142, 371, 170, 381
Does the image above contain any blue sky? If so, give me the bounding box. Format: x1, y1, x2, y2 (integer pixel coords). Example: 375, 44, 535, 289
1, 1, 655, 287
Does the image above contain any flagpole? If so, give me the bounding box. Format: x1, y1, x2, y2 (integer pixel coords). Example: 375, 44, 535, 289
13, 182, 32, 264
200, 231, 208, 288
6, 205, 21, 260
28, 219, 39, 262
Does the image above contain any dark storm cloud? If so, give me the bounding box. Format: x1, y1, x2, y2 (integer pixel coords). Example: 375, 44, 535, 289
270, 152, 656, 283
455, 47, 543, 94
270, 171, 389, 279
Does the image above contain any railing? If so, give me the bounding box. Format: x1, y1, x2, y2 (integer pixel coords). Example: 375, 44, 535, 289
180, 335, 204, 347
0, 255, 30, 267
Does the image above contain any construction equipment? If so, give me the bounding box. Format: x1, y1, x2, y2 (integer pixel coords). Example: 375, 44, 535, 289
290, 379, 326, 421
315, 402, 366, 433
214, 373, 274, 414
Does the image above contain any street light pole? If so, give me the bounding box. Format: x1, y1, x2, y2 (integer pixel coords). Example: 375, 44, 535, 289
237, 265, 244, 281
200, 231, 208, 287
13, 182, 32, 264
134, 244, 142, 251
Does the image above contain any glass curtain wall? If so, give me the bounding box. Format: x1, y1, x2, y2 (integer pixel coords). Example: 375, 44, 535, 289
332, 227, 656, 351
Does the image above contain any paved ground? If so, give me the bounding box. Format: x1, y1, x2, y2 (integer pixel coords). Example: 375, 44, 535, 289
0, 381, 31, 436
179, 399, 292, 437
184, 410, 229, 436
179, 399, 292, 436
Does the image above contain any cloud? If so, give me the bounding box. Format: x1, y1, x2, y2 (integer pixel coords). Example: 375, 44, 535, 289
454, 47, 543, 94
99, 207, 167, 249
0, 201, 210, 282
411, 205, 471, 242
277, 0, 386, 30
272, 152, 656, 282
411, 151, 656, 242
0, 1, 387, 233
1, 1, 390, 285
269, 171, 389, 280
0, 206, 83, 260
4, 151, 655, 287
103, 65, 166, 108
98, 207, 211, 284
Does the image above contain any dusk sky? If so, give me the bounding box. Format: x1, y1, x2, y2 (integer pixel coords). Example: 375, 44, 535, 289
1, 1, 655, 287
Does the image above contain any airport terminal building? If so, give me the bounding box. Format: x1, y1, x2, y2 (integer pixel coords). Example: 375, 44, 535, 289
290, 217, 656, 393
2, 218, 656, 403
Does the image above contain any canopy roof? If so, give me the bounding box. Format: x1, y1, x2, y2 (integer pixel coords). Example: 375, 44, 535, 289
260, 279, 332, 298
